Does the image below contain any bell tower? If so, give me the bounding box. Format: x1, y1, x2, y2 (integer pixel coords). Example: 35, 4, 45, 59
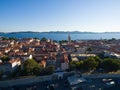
68, 34, 71, 44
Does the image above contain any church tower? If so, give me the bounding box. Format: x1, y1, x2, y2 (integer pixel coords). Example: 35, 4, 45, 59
68, 34, 71, 44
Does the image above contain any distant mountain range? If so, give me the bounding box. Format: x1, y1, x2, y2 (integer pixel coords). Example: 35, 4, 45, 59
0, 31, 120, 34
0, 31, 120, 40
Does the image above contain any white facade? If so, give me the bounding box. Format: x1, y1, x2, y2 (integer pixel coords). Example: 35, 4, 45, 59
61, 62, 69, 70
11, 60, 21, 68
104, 50, 120, 58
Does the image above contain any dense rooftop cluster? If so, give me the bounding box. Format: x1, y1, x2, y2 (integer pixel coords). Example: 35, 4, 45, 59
0, 36, 120, 79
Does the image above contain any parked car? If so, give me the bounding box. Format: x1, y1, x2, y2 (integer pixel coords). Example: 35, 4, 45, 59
102, 78, 112, 82
102, 78, 115, 87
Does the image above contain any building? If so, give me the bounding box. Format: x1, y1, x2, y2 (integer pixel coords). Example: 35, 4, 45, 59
9, 58, 21, 70
67, 75, 87, 86
61, 62, 69, 70
70, 54, 96, 61
56, 52, 69, 70
68, 34, 71, 45
0, 58, 21, 73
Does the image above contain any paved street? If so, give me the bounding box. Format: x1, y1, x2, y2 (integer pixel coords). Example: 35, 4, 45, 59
1, 77, 120, 90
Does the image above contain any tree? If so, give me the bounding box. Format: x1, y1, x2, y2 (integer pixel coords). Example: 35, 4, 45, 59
83, 57, 98, 71
9, 37, 18, 41
1, 56, 10, 62
22, 59, 41, 75
93, 56, 102, 69
59, 40, 68, 44
69, 61, 83, 71
69, 56, 101, 72
34, 37, 39, 40
69, 61, 77, 70
53, 40, 58, 43
2, 37, 8, 40
75, 61, 84, 70
33, 67, 41, 75
101, 58, 120, 72
45, 66, 55, 74
39, 65, 55, 75
108, 38, 116, 41
93, 56, 101, 62
41, 37, 47, 41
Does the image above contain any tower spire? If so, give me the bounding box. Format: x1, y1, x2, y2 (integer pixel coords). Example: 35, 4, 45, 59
68, 33, 71, 44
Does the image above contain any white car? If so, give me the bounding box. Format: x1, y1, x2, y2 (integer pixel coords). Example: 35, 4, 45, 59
102, 78, 112, 82
106, 81, 115, 86
102, 78, 115, 87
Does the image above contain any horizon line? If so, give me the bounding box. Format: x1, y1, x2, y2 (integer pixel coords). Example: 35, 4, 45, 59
0, 31, 120, 33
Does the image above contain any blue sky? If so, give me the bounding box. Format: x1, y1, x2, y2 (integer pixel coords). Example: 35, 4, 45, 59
0, 0, 120, 32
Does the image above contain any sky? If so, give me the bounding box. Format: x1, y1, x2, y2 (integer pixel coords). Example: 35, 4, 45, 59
0, 0, 120, 32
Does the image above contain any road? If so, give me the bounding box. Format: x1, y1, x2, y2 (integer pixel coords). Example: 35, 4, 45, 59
1, 77, 120, 90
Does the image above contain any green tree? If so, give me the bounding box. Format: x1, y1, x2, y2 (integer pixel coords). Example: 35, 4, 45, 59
83, 57, 99, 71
59, 40, 68, 44
69, 61, 83, 71
69, 56, 101, 72
33, 67, 41, 75
39, 65, 55, 75
9, 37, 18, 41
93, 56, 102, 62
75, 61, 84, 70
41, 37, 47, 41
1, 56, 10, 62
69, 61, 77, 70
93, 56, 102, 69
45, 65, 55, 75
53, 40, 57, 43
2, 37, 8, 40
23, 59, 41, 75
34, 37, 39, 40
102, 58, 120, 72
